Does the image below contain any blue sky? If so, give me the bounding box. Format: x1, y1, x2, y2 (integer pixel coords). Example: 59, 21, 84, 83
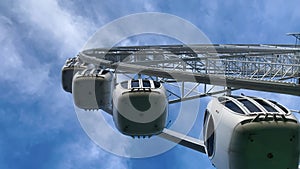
1, 0, 300, 169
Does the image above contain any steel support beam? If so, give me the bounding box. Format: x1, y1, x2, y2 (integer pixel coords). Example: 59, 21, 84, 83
159, 128, 206, 154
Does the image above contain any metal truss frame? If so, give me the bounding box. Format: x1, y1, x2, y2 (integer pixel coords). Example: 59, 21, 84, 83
77, 44, 300, 100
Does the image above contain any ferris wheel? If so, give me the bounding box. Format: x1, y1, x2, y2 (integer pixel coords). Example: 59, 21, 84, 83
62, 43, 300, 169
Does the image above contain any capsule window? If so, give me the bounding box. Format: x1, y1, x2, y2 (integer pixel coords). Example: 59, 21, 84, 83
205, 116, 215, 157
153, 81, 161, 88
101, 70, 109, 74
203, 109, 209, 127
225, 101, 245, 114
131, 80, 140, 88
231, 95, 242, 99
239, 99, 261, 112
218, 97, 230, 103
269, 100, 289, 114
142, 80, 151, 88
254, 99, 278, 112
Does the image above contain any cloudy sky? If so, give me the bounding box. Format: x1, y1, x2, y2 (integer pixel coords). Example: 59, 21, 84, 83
1, 0, 300, 169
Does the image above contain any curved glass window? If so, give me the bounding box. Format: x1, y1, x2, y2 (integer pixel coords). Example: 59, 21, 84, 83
218, 97, 229, 102
131, 80, 140, 88
203, 109, 209, 127
254, 99, 277, 112
142, 80, 151, 88
101, 69, 109, 74
225, 101, 244, 114
231, 95, 242, 99
153, 81, 161, 88
239, 99, 261, 112
205, 116, 215, 157
269, 100, 289, 113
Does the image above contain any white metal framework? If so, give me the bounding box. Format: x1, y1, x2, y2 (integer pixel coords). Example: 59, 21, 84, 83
78, 44, 300, 100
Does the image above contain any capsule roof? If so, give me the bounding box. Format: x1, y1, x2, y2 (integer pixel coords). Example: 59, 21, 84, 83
218, 95, 289, 115
78, 68, 110, 76
120, 79, 162, 89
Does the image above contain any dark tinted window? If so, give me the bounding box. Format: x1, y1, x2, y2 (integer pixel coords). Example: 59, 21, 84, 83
153, 81, 161, 88
142, 80, 151, 88
218, 97, 229, 102
203, 109, 209, 127
254, 99, 277, 112
231, 95, 242, 99
101, 70, 109, 74
131, 80, 140, 88
225, 101, 244, 114
269, 100, 289, 113
239, 99, 261, 112
205, 116, 215, 157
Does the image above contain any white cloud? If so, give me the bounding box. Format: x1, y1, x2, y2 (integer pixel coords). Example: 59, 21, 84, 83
0, 16, 51, 96
143, 2, 156, 12
15, 0, 96, 58
0, 1, 132, 168
56, 138, 129, 169
0, 0, 99, 95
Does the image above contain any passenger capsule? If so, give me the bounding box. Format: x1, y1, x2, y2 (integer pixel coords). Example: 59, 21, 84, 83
203, 95, 300, 169
72, 69, 113, 110
61, 57, 85, 93
113, 79, 168, 137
